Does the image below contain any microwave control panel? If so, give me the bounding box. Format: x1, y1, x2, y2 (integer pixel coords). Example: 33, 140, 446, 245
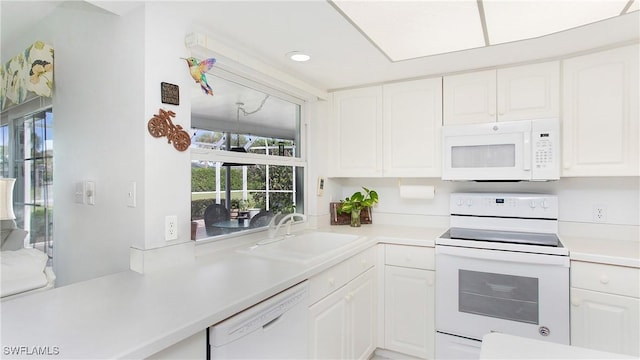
534, 133, 554, 166
531, 120, 560, 180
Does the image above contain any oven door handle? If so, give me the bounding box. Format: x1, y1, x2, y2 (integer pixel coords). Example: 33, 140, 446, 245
436, 245, 569, 267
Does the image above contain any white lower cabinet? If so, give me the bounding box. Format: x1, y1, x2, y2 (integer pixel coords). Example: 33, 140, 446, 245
309, 267, 377, 360
570, 261, 640, 356
308, 246, 377, 359
383, 244, 435, 359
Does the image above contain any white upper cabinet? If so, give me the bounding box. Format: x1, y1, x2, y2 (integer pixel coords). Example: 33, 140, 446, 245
443, 62, 560, 125
497, 62, 560, 122
561, 44, 639, 177
383, 78, 442, 177
443, 69, 496, 125
329, 78, 443, 178
329, 87, 383, 177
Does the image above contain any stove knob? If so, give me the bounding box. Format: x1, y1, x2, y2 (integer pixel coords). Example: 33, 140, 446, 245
529, 200, 537, 208
541, 200, 549, 209
467, 199, 473, 206
457, 199, 464, 206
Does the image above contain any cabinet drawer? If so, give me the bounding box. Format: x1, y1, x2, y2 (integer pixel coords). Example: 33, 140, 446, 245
348, 246, 377, 279
309, 246, 378, 305
385, 244, 435, 270
571, 261, 639, 298
308, 260, 351, 305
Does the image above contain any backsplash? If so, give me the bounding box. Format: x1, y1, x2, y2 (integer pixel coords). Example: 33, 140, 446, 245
329, 177, 640, 226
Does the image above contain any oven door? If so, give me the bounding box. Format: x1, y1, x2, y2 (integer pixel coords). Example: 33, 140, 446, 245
435, 245, 569, 344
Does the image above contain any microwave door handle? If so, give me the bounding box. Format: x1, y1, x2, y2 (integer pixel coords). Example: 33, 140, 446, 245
523, 132, 531, 171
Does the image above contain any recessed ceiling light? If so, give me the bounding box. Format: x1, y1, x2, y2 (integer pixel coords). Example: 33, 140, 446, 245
286, 51, 311, 62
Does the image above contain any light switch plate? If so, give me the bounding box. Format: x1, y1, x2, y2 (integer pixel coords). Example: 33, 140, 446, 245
127, 182, 136, 208
86, 181, 95, 205
75, 182, 86, 204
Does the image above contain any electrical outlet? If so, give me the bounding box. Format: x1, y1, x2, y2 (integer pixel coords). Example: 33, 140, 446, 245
593, 205, 607, 222
165, 215, 178, 240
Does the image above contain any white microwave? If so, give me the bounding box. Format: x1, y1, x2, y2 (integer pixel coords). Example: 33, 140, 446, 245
442, 119, 560, 181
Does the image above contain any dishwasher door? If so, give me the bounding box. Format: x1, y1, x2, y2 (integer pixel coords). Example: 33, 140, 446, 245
209, 281, 309, 359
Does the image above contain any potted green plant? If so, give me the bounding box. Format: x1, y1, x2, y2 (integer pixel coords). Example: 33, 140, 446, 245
338, 187, 379, 227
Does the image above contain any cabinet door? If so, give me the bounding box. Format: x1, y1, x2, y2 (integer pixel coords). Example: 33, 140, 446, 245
309, 285, 350, 359
384, 266, 435, 359
329, 87, 383, 177
497, 61, 559, 122
348, 268, 377, 360
443, 70, 496, 125
562, 45, 639, 176
383, 78, 442, 177
571, 287, 640, 356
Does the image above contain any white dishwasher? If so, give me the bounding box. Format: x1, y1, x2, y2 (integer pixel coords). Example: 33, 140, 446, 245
208, 281, 309, 359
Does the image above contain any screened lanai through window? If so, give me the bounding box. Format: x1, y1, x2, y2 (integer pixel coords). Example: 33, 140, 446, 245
189, 71, 305, 240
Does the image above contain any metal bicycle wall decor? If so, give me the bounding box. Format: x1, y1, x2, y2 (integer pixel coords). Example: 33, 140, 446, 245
147, 108, 191, 151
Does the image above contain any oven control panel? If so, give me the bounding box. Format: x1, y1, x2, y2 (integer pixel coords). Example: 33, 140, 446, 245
450, 193, 558, 219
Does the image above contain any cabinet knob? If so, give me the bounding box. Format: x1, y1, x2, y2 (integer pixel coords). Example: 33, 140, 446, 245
361, 259, 367, 266
571, 298, 581, 307
345, 293, 353, 302
427, 279, 434, 287
599, 275, 609, 284
328, 277, 335, 286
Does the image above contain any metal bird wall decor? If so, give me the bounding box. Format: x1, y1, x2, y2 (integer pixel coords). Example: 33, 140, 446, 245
181, 57, 216, 95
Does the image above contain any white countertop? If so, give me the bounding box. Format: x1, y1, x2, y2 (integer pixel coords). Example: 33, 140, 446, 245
559, 223, 640, 268
480, 333, 636, 359
2, 223, 637, 359
0, 225, 441, 359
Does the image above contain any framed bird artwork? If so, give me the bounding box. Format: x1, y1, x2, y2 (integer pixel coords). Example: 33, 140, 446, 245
181, 57, 216, 95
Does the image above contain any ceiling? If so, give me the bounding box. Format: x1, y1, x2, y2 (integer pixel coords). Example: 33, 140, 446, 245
2, 1, 639, 92
333, 0, 637, 61
1, 1, 638, 136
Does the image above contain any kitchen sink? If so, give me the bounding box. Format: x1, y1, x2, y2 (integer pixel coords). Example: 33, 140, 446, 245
238, 231, 366, 264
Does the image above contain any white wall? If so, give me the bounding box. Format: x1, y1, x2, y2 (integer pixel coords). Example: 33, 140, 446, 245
140, 3, 193, 251
51, 4, 147, 286
2, 2, 147, 286
306, 98, 330, 227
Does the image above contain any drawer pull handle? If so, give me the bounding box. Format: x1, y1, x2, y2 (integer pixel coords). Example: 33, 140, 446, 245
599, 275, 609, 284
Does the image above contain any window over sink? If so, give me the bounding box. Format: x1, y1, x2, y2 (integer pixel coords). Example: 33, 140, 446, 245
189, 72, 305, 241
